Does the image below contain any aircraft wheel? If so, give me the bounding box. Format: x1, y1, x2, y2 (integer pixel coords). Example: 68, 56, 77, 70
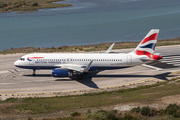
32, 69, 36, 76
83, 72, 88, 75
77, 74, 83, 80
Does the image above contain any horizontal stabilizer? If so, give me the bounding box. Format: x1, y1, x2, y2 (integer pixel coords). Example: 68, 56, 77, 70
141, 64, 163, 71
154, 53, 161, 55
140, 57, 150, 61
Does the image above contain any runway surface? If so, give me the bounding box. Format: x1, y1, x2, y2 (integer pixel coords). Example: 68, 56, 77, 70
0, 45, 180, 97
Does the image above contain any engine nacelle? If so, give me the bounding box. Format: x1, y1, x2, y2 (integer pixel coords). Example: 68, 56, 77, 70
52, 69, 73, 77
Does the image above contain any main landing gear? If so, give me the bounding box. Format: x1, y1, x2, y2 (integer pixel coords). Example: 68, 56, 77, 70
77, 72, 89, 80
77, 73, 83, 80
32, 69, 36, 76
83, 72, 88, 75
77, 72, 88, 80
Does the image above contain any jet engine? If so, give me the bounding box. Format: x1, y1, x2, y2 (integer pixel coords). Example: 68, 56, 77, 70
52, 69, 73, 77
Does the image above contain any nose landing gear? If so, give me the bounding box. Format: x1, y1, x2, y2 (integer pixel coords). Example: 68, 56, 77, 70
32, 69, 36, 76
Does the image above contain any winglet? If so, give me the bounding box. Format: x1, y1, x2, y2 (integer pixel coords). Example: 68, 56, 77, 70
105, 43, 115, 53
83, 61, 93, 72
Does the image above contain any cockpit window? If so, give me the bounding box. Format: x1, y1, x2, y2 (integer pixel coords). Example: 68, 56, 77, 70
19, 58, 25, 61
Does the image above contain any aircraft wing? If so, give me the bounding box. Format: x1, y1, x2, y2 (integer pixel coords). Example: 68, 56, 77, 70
54, 61, 93, 72
54, 64, 84, 72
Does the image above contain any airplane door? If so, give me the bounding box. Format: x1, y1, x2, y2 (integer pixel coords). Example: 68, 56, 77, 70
29, 55, 35, 65
127, 55, 132, 65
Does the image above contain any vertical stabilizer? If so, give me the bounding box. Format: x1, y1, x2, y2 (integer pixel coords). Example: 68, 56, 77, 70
133, 29, 162, 60
134, 29, 159, 55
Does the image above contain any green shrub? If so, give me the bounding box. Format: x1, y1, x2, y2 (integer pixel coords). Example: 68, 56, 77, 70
5, 8, 9, 11
11, 0, 38, 8
78, 47, 83, 51
141, 106, 150, 116
87, 109, 91, 113
165, 104, 180, 115
165, 104, 180, 118
107, 110, 117, 120
18, 0, 26, 6
13, 4, 20, 8
174, 111, 180, 118
123, 114, 133, 120
86, 110, 107, 120
4, 98, 19, 103
25, 1, 31, 6
71, 112, 81, 117
123, 114, 137, 120
159, 109, 165, 115
7, 2, 12, 6
0, 2, 7, 8
131, 106, 141, 113
13, 1, 18, 5
59, 118, 75, 120
28, 117, 33, 120
31, 2, 38, 6
151, 108, 157, 116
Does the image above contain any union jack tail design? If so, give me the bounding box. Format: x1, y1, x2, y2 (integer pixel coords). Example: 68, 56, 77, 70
133, 29, 162, 60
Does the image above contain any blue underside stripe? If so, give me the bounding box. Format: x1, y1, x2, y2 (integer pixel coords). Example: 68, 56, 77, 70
15, 66, 129, 70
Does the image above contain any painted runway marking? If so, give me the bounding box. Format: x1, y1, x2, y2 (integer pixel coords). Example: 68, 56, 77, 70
0, 70, 9, 74
0, 79, 56, 86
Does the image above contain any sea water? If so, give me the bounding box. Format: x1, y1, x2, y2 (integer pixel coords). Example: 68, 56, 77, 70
0, 0, 180, 50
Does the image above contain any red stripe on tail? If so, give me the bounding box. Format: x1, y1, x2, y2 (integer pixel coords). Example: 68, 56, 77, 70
135, 50, 162, 60
141, 33, 158, 44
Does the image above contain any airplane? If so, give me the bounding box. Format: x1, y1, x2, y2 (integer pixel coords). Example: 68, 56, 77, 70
14, 29, 162, 79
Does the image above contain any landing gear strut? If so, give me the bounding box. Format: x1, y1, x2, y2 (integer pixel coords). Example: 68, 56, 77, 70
77, 74, 83, 80
83, 72, 88, 75
32, 69, 36, 76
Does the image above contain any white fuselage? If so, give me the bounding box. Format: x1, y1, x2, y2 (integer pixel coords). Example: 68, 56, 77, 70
14, 29, 162, 79
14, 52, 145, 70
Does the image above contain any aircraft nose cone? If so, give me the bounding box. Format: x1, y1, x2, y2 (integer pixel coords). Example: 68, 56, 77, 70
14, 60, 19, 66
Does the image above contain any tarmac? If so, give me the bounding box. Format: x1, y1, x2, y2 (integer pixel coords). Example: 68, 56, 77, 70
0, 45, 180, 100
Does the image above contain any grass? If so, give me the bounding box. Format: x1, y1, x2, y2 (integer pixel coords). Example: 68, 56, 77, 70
0, 77, 180, 119
0, 0, 72, 13
1, 78, 180, 115
1, 37, 180, 55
